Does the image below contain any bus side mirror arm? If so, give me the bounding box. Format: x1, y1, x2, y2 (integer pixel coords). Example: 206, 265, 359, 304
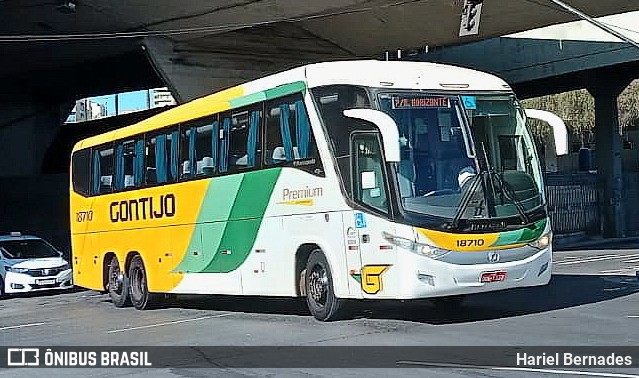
343, 109, 401, 162
525, 109, 569, 156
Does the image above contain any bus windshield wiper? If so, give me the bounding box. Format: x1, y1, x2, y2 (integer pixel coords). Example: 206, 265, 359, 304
449, 143, 530, 230
491, 172, 530, 225
449, 172, 483, 230
477, 140, 529, 225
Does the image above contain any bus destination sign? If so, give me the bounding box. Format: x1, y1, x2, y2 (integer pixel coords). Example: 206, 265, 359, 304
391, 96, 450, 109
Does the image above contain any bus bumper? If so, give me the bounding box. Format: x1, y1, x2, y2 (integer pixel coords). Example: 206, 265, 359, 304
392, 246, 552, 299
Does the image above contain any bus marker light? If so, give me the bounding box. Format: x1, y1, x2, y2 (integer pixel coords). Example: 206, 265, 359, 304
417, 273, 435, 286
538, 262, 549, 276
379, 245, 393, 250
481, 271, 506, 283
348, 246, 359, 251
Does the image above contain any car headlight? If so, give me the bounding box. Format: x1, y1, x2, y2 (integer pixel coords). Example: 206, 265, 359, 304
382, 232, 450, 259
529, 231, 552, 250
5, 266, 29, 273
60, 263, 71, 271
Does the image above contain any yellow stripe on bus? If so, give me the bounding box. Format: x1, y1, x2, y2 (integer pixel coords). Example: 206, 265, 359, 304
74, 86, 245, 150
416, 228, 500, 252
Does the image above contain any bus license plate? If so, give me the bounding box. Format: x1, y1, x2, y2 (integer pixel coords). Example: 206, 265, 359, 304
36, 278, 56, 285
481, 271, 507, 283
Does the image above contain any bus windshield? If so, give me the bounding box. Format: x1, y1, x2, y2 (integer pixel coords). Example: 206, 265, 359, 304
378, 92, 544, 229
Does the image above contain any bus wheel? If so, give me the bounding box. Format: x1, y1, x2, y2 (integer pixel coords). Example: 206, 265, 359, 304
431, 295, 466, 311
128, 255, 160, 310
0, 277, 5, 299
107, 257, 130, 307
305, 249, 345, 321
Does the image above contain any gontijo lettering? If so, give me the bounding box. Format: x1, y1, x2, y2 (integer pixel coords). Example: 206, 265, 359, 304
110, 194, 176, 222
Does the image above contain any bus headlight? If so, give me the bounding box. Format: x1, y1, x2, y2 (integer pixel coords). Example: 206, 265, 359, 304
382, 232, 450, 259
529, 231, 552, 250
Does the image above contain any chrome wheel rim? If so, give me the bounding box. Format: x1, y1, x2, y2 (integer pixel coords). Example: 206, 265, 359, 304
109, 262, 123, 295
308, 264, 328, 307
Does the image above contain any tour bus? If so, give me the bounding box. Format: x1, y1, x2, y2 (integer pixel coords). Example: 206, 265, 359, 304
70, 60, 564, 321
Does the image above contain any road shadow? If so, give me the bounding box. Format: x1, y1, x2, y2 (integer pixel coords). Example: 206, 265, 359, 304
0, 286, 86, 301
351, 274, 639, 324
555, 239, 639, 251
155, 274, 639, 324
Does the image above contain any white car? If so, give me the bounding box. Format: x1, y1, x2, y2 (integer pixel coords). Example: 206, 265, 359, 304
0, 233, 73, 296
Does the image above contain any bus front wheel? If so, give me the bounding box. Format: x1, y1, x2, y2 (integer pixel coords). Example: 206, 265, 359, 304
304, 249, 345, 321
107, 257, 130, 307
128, 255, 160, 310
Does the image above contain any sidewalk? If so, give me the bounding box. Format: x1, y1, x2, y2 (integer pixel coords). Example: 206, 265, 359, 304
553, 232, 639, 251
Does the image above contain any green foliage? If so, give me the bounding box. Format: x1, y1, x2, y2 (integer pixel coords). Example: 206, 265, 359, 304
522, 80, 639, 145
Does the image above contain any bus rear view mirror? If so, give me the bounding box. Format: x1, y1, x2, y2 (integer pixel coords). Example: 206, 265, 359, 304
343, 109, 400, 162
525, 109, 568, 156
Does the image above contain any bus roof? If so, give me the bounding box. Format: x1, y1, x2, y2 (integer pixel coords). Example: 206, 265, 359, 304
72, 60, 511, 151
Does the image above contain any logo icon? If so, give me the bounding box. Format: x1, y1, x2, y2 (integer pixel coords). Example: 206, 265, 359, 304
7, 348, 40, 366
361, 265, 390, 294
487, 251, 500, 263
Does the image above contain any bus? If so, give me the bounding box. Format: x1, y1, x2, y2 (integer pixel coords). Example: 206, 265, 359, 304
70, 60, 563, 321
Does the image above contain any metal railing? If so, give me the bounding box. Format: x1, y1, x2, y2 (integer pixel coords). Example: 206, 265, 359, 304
545, 173, 599, 235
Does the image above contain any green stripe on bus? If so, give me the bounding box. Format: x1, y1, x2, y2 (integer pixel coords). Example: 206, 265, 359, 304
229, 92, 267, 109
493, 219, 546, 247
518, 218, 547, 243
493, 229, 524, 246
226, 81, 306, 110
265, 81, 306, 100
198, 168, 282, 273
176, 175, 244, 273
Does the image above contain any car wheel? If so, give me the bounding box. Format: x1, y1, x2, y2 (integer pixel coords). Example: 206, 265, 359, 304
305, 249, 347, 321
107, 257, 130, 307
128, 255, 160, 310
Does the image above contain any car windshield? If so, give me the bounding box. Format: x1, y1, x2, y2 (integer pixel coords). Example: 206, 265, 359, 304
0, 239, 60, 259
378, 92, 544, 226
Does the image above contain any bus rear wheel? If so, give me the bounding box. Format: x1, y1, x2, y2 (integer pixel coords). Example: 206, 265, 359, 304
128, 255, 160, 310
304, 249, 345, 321
107, 257, 130, 307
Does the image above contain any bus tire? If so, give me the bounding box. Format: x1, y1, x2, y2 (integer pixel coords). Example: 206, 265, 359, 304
0, 277, 5, 299
304, 249, 346, 321
107, 256, 130, 307
128, 255, 160, 310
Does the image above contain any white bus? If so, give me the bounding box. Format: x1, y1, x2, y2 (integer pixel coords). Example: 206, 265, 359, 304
70, 60, 562, 321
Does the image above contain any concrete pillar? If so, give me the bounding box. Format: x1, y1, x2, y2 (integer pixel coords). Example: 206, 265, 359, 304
0, 101, 63, 177
588, 78, 632, 238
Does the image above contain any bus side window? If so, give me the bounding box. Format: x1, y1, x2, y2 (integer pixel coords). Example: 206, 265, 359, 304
179, 126, 194, 179
72, 149, 91, 197
264, 94, 322, 175
178, 116, 217, 179
114, 139, 144, 190
148, 128, 180, 184
352, 133, 389, 214
93, 145, 114, 195
218, 106, 261, 174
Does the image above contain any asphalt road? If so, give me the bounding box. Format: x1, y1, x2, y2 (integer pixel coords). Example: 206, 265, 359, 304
1, 246, 639, 377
